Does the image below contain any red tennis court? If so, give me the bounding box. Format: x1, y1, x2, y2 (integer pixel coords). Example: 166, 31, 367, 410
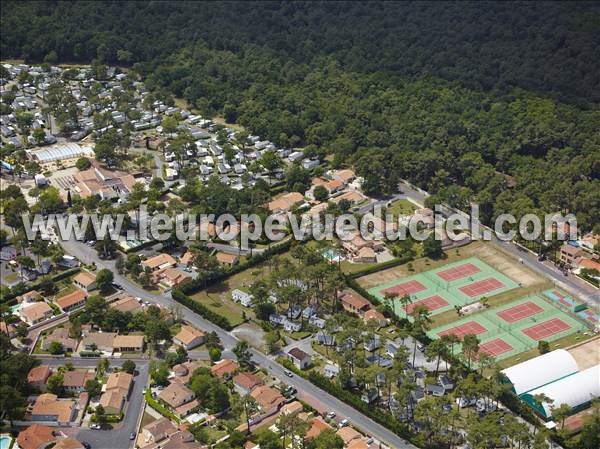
437, 263, 481, 281
522, 318, 571, 341
405, 295, 449, 314
479, 338, 513, 357
437, 320, 487, 338
381, 280, 426, 297
459, 278, 505, 297
497, 301, 544, 323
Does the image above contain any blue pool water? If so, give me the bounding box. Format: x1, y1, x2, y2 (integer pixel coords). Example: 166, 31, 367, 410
0, 435, 12, 449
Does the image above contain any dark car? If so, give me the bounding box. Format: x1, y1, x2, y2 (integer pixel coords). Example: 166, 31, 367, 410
82, 442, 91, 449
129, 432, 136, 440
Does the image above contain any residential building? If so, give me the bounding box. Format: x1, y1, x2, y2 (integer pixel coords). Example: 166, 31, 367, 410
81, 331, 117, 353
53, 438, 85, 449
17, 424, 56, 449
28, 365, 52, 390
113, 334, 145, 352
323, 363, 340, 378
110, 295, 142, 313
142, 417, 178, 444
232, 372, 263, 396
140, 430, 203, 449
171, 361, 203, 385
232, 289, 253, 307
153, 267, 192, 290
336, 427, 362, 446
55, 290, 88, 312
72, 271, 97, 292
339, 291, 371, 315
216, 252, 239, 266
141, 253, 177, 272
305, 416, 331, 440
31, 393, 76, 424
173, 325, 206, 350
559, 243, 585, 266
42, 327, 78, 353
63, 370, 95, 393
267, 192, 304, 213
17, 290, 42, 304
72, 161, 137, 200
158, 382, 198, 417
100, 371, 133, 414
363, 309, 387, 327
280, 400, 303, 417
287, 347, 311, 370
210, 359, 239, 379
250, 385, 285, 417
20, 302, 53, 325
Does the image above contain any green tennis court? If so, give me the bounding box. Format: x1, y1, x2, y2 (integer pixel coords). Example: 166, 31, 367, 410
427, 294, 587, 361
369, 257, 519, 318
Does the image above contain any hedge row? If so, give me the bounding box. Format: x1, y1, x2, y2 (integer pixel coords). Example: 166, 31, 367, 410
171, 289, 233, 331
145, 388, 180, 423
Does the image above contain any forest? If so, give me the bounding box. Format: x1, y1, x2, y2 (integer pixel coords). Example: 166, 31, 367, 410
2, 1, 599, 231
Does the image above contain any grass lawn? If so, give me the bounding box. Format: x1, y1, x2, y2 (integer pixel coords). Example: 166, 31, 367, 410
286, 331, 312, 340
386, 199, 417, 217
190, 250, 295, 328
340, 260, 380, 274
2, 272, 20, 285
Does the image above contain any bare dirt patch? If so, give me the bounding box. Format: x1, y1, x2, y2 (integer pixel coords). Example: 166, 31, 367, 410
567, 335, 600, 370
357, 241, 544, 289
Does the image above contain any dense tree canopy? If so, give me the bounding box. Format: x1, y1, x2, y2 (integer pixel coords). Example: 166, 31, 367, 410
2, 1, 599, 229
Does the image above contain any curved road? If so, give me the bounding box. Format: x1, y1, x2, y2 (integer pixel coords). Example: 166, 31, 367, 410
58, 233, 416, 449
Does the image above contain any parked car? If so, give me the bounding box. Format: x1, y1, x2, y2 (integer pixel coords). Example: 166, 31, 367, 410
89, 423, 101, 430
326, 411, 336, 419
82, 442, 91, 449
284, 369, 294, 378
339, 419, 349, 428
129, 432, 136, 440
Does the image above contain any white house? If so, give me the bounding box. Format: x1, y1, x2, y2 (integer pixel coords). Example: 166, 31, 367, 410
232, 289, 253, 307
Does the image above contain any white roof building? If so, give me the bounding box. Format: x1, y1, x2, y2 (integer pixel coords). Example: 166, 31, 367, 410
501, 349, 579, 395
28, 143, 94, 163
522, 365, 600, 419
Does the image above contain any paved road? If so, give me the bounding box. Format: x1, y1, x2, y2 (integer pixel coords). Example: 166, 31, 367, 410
79, 360, 149, 449
57, 230, 416, 449
34, 356, 149, 449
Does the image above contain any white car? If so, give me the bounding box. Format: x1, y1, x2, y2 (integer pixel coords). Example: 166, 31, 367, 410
326, 411, 336, 419
338, 419, 349, 428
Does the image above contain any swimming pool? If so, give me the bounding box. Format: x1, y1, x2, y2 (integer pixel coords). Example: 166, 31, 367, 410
0, 435, 13, 449
322, 249, 343, 262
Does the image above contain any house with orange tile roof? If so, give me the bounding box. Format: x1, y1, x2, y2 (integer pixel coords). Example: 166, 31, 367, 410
141, 253, 177, 272
17, 290, 42, 304
180, 251, 195, 266
153, 267, 192, 290
55, 289, 88, 312
100, 371, 133, 414
30, 393, 76, 423
42, 327, 78, 352
113, 334, 145, 352
250, 385, 285, 417
174, 324, 206, 349
20, 301, 53, 325
210, 359, 239, 379
363, 309, 388, 327
267, 192, 304, 213
72, 271, 97, 292
305, 416, 332, 440
17, 424, 56, 449
109, 295, 142, 313
215, 252, 239, 266
338, 291, 372, 315
28, 365, 52, 390
63, 370, 95, 393
336, 426, 363, 446
232, 371, 263, 396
